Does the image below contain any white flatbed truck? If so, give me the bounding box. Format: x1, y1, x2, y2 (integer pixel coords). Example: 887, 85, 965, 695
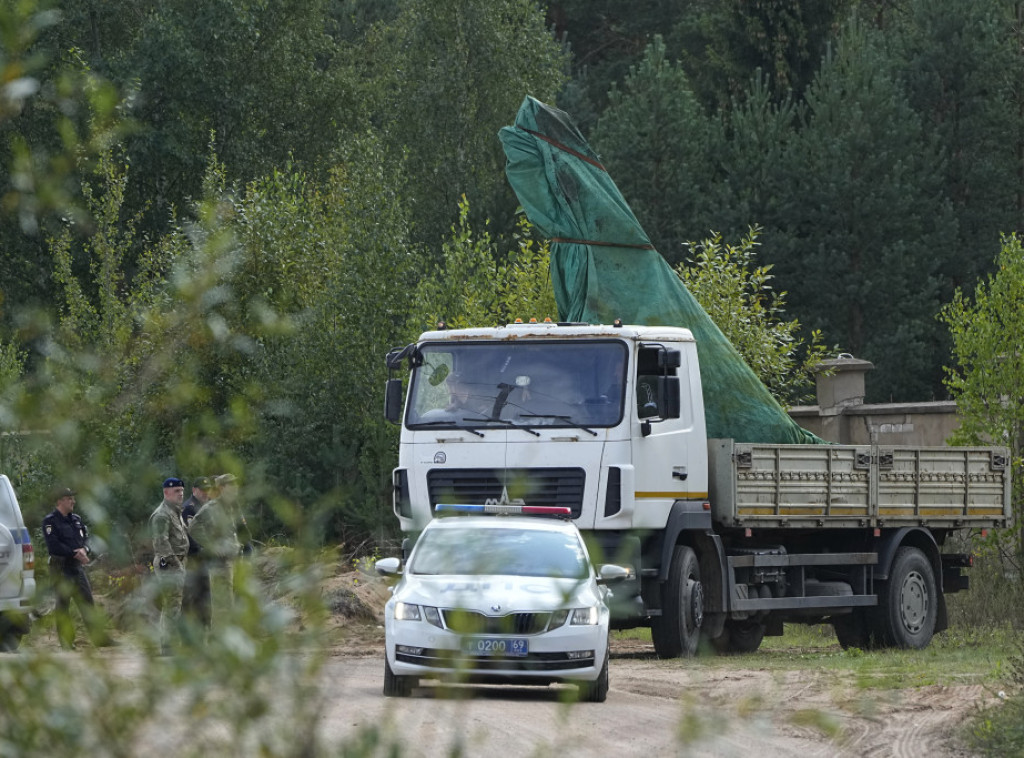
384, 322, 1012, 656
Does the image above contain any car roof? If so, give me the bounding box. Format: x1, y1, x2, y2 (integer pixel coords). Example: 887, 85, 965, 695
423, 515, 580, 536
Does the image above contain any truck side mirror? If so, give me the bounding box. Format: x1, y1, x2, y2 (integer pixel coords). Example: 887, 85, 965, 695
384, 378, 404, 424
658, 376, 680, 419
658, 348, 682, 369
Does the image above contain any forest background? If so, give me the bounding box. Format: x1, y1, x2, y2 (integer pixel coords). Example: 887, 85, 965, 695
1, 0, 1022, 576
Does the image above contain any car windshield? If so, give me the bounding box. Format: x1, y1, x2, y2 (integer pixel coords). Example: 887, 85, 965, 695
409, 526, 589, 579
405, 340, 627, 429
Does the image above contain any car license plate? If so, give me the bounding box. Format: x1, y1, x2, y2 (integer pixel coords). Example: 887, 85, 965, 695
462, 637, 528, 657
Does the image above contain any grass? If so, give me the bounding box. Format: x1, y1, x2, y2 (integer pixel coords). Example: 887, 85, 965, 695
614, 622, 1015, 691
615, 620, 1024, 755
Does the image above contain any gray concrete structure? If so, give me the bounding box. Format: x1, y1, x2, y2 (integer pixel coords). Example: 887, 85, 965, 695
788, 354, 961, 446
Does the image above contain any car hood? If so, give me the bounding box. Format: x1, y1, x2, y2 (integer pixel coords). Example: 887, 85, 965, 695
394, 574, 600, 612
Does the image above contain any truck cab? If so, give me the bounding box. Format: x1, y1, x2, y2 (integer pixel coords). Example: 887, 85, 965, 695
386, 321, 708, 535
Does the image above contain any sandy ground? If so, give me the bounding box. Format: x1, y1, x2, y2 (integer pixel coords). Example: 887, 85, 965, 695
306, 572, 998, 757
25, 569, 1002, 757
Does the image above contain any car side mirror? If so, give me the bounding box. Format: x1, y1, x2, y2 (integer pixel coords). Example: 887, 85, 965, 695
596, 564, 629, 585
375, 557, 402, 576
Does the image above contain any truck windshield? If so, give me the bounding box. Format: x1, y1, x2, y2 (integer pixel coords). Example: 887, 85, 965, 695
406, 340, 627, 429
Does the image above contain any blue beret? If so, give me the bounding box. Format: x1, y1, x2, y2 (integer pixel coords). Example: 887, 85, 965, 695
162, 477, 184, 488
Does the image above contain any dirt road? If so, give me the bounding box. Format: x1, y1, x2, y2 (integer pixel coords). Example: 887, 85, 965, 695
310, 631, 989, 758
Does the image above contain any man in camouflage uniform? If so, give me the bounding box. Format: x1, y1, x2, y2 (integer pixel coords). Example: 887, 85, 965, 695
149, 477, 189, 654
188, 473, 241, 634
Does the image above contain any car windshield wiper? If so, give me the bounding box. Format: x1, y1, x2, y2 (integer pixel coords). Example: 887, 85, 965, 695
461, 415, 541, 437
517, 414, 598, 436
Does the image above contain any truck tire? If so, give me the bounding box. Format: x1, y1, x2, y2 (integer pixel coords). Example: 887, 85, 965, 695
651, 545, 703, 659
383, 656, 416, 697
578, 654, 610, 702
876, 546, 937, 649
832, 611, 875, 650
710, 619, 765, 654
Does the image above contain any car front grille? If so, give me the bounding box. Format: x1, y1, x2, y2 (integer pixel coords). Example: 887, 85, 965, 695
441, 609, 553, 635
427, 468, 585, 518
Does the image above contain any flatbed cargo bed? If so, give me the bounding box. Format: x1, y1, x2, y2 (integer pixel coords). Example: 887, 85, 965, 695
708, 439, 1011, 530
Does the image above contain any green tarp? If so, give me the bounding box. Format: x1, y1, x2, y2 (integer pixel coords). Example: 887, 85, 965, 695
499, 95, 821, 444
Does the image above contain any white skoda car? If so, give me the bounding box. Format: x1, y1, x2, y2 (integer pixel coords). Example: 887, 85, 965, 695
376, 507, 625, 701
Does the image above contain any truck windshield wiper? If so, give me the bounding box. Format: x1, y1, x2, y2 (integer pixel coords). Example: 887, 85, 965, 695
461, 416, 541, 437
411, 420, 485, 437
518, 414, 598, 436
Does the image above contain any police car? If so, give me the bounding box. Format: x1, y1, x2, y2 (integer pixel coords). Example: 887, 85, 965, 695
375, 504, 627, 701
0, 475, 35, 651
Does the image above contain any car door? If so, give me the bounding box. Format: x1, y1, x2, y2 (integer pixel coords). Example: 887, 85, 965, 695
0, 476, 25, 602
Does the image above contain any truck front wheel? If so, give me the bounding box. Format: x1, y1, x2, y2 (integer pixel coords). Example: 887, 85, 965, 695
651, 545, 703, 659
876, 546, 937, 649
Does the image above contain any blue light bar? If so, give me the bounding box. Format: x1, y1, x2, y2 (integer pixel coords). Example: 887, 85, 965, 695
434, 503, 571, 516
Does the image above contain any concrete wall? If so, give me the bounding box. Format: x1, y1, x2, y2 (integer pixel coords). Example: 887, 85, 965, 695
787, 355, 962, 446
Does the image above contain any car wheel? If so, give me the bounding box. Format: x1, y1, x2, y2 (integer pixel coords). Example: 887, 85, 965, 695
579, 654, 609, 703
0, 613, 28, 652
876, 546, 937, 649
383, 656, 415, 697
651, 545, 703, 659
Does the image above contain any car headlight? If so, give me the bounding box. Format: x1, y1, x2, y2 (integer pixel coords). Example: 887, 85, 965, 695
570, 607, 599, 626
395, 601, 421, 621
551, 607, 599, 627
394, 602, 443, 628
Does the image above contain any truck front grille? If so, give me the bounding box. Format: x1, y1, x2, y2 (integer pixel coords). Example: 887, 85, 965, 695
427, 468, 585, 518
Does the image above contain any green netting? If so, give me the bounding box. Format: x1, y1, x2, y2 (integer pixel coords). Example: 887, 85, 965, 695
499, 96, 822, 444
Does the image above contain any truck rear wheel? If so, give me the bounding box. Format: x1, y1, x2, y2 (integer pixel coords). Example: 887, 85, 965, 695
710, 619, 765, 654
832, 611, 874, 650
651, 545, 703, 659
876, 546, 937, 649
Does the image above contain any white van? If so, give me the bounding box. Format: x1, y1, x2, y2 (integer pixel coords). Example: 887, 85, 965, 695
0, 474, 35, 650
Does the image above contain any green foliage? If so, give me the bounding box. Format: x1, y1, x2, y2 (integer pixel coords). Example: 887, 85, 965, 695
230, 134, 417, 541
113, 0, 358, 232
0, 2, 123, 233
0, 550, 349, 758
888, 0, 1023, 294
965, 636, 1024, 756
362, 0, 568, 254
408, 197, 558, 332
590, 36, 720, 265
676, 227, 830, 406
672, 0, 847, 111
759, 17, 956, 402
940, 233, 1024, 570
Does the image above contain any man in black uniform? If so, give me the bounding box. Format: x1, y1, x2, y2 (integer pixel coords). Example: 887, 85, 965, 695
41, 487, 98, 649
182, 476, 212, 526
